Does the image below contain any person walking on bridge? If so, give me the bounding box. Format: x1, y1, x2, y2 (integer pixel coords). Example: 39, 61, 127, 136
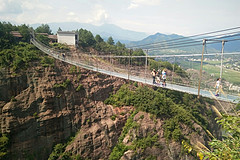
156, 69, 161, 84
151, 69, 156, 84
215, 78, 221, 96
162, 69, 167, 87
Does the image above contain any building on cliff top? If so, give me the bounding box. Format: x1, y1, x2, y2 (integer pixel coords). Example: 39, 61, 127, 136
57, 31, 79, 48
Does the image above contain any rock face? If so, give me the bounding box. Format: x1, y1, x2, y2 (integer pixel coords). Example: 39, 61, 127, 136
0, 60, 128, 159
0, 58, 224, 160
65, 105, 133, 159
118, 111, 204, 160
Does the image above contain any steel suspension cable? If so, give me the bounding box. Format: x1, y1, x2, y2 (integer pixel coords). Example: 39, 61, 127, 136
148, 37, 240, 51
141, 32, 240, 50
130, 26, 240, 48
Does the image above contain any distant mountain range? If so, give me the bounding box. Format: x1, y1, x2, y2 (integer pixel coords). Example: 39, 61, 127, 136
31, 22, 240, 54
127, 33, 240, 54
31, 22, 148, 43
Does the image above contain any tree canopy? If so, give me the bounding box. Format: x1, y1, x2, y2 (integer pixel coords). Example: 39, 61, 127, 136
78, 28, 96, 47
107, 36, 114, 45
95, 34, 104, 43
35, 24, 52, 35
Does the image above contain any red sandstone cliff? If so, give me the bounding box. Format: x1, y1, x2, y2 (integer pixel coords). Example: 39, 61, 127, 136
0, 60, 130, 159
0, 58, 223, 160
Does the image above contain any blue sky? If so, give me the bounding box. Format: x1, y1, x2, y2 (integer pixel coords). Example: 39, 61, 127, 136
0, 0, 239, 36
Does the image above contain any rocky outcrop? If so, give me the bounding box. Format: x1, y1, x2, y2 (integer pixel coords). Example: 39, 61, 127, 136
0, 68, 28, 102
0, 60, 127, 159
0, 57, 227, 160
65, 106, 133, 159
119, 111, 208, 160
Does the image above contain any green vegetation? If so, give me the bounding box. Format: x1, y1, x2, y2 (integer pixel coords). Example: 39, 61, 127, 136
109, 109, 161, 160
204, 60, 228, 65
202, 64, 240, 84
105, 85, 211, 141
236, 103, 240, 111
131, 134, 159, 150
41, 56, 55, 67
77, 73, 82, 81
145, 155, 157, 160
77, 28, 186, 77
35, 24, 52, 35
107, 36, 115, 45
0, 22, 30, 49
50, 43, 70, 51
109, 143, 129, 160
0, 42, 42, 72
109, 111, 138, 160
11, 96, 17, 102
149, 59, 188, 77
107, 85, 215, 159
0, 133, 9, 159
201, 114, 240, 160
35, 24, 52, 46
111, 114, 117, 121
78, 28, 96, 48
48, 143, 77, 160
2, 21, 227, 159
0, 22, 46, 73
48, 131, 82, 160
53, 79, 71, 89
69, 66, 77, 74
180, 60, 240, 85
48, 143, 65, 160
33, 112, 39, 119
76, 84, 84, 92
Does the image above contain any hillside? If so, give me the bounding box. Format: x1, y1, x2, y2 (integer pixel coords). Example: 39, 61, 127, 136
1, 22, 239, 160
0, 53, 223, 159
127, 33, 218, 54
0, 41, 230, 159
127, 32, 240, 54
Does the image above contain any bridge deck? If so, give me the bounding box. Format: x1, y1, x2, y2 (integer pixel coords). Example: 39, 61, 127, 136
31, 38, 239, 103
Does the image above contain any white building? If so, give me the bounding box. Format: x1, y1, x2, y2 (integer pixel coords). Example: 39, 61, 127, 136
57, 31, 79, 47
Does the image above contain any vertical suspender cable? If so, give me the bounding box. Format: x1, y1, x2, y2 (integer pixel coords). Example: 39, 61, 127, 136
198, 39, 206, 98
220, 40, 226, 79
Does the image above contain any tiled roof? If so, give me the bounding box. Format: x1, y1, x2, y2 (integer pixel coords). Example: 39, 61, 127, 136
10, 31, 23, 38
48, 35, 57, 39
36, 33, 49, 36
57, 31, 77, 35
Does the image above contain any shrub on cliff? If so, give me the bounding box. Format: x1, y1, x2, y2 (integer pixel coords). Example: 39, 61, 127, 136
76, 84, 84, 92
50, 43, 70, 51
105, 84, 210, 141
201, 114, 240, 160
53, 79, 71, 89
41, 56, 55, 67
0, 133, 9, 159
0, 42, 42, 72
48, 143, 65, 160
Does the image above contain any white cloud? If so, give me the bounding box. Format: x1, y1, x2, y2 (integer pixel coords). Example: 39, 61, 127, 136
128, 0, 161, 9
128, 3, 139, 9
21, 0, 52, 11
68, 12, 75, 16
87, 5, 110, 25
4, 0, 55, 24
0, 0, 22, 14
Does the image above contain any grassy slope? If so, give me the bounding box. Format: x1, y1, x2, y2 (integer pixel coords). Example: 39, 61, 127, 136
180, 60, 240, 85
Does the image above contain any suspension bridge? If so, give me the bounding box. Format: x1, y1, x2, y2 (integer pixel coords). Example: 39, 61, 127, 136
30, 29, 240, 103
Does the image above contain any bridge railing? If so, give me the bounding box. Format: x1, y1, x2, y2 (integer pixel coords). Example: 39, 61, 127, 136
30, 37, 240, 102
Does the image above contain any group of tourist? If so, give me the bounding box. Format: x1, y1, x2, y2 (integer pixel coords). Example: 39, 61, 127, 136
151, 69, 167, 87
151, 68, 222, 97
